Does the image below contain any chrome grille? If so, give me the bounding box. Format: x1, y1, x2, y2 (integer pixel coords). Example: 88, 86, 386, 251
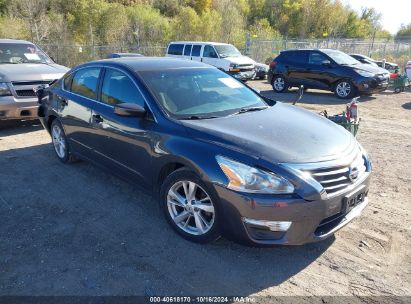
304, 151, 367, 196
11, 80, 52, 99
15, 89, 37, 97
238, 64, 254, 71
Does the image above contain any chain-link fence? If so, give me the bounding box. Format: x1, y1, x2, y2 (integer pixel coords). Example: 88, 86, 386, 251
39, 44, 167, 67
245, 38, 411, 68
40, 38, 411, 70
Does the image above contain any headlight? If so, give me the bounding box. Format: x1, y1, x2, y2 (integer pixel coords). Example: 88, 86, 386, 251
356, 70, 374, 77
229, 63, 239, 68
216, 156, 294, 194
0, 83, 12, 96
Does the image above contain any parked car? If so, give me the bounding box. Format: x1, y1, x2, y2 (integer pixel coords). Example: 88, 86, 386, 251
37, 57, 371, 246
107, 53, 143, 58
0, 39, 68, 121
166, 41, 255, 81
349, 54, 379, 67
350, 54, 399, 73
268, 49, 390, 98
253, 62, 269, 80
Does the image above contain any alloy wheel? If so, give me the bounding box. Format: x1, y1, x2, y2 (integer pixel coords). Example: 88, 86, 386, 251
336, 81, 351, 98
167, 180, 215, 236
52, 124, 67, 159
273, 77, 285, 91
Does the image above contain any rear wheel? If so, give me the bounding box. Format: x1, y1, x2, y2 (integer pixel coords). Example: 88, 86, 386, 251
334, 80, 355, 99
51, 119, 76, 163
271, 75, 288, 93
160, 169, 221, 243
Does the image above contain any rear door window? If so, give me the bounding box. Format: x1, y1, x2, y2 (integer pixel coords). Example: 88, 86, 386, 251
71, 68, 101, 99
168, 44, 184, 55
191, 45, 202, 57
183, 44, 192, 56
63, 73, 74, 90
287, 51, 308, 64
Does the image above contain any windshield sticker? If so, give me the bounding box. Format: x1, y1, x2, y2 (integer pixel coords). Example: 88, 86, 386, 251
218, 78, 242, 88
24, 53, 40, 60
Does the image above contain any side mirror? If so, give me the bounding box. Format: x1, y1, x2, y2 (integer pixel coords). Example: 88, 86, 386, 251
114, 103, 146, 117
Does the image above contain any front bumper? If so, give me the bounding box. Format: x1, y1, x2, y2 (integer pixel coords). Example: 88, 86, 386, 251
214, 174, 370, 245
355, 77, 389, 94
0, 95, 38, 120
254, 70, 268, 79
230, 70, 256, 81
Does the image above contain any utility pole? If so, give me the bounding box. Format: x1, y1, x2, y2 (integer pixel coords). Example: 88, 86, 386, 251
369, 28, 376, 57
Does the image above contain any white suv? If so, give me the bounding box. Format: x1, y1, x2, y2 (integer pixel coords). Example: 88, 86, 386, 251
166, 41, 255, 81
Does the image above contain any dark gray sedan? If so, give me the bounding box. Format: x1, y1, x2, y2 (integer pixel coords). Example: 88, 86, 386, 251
37, 57, 371, 245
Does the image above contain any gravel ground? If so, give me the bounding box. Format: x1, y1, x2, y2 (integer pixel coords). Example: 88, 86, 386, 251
0, 82, 410, 300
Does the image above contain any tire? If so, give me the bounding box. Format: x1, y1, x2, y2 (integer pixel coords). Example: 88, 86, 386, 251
50, 119, 76, 163
160, 168, 221, 243
271, 75, 288, 93
334, 80, 356, 99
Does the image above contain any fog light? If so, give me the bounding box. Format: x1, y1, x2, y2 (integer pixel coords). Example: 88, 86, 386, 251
243, 218, 292, 232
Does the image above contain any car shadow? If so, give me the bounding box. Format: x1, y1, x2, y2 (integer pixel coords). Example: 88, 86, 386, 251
0, 119, 42, 137
0, 143, 334, 296
260, 89, 354, 105
402, 101, 411, 110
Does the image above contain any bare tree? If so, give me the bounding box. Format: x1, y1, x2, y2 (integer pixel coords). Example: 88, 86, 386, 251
9, 0, 49, 43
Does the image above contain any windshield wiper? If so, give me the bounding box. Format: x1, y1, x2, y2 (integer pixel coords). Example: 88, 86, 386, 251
180, 115, 218, 120
231, 106, 268, 115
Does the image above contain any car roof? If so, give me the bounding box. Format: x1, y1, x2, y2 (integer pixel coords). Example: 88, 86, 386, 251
110, 53, 143, 56
169, 41, 231, 46
81, 57, 212, 72
281, 48, 338, 52
0, 38, 34, 44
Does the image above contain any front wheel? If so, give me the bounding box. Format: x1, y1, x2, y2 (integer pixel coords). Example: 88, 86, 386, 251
334, 80, 355, 99
160, 169, 221, 243
271, 75, 288, 93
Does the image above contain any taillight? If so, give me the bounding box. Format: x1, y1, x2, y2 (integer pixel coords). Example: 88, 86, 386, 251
269, 61, 277, 69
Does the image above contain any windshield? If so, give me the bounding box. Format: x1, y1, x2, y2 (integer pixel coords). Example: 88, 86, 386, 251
322, 50, 360, 65
0, 43, 52, 64
214, 45, 241, 58
357, 54, 374, 61
140, 68, 267, 119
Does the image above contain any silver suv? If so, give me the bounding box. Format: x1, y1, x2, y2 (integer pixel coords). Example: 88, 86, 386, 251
0, 39, 68, 120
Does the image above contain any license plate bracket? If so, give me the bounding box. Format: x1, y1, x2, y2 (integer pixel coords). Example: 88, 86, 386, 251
342, 185, 367, 213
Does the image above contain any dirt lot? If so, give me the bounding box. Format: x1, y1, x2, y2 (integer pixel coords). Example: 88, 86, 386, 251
0, 81, 410, 300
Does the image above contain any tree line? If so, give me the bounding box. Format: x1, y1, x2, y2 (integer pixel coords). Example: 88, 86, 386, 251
0, 0, 408, 52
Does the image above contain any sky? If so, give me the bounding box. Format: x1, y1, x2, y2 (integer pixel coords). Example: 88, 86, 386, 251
343, 0, 410, 34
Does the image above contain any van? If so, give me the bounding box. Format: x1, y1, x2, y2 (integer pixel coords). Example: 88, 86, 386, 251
166, 41, 255, 81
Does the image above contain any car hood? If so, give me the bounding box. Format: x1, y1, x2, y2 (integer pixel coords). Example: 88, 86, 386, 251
181, 102, 355, 164
352, 63, 389, 74
0, 63, 69, 82
222, 56, 255, 66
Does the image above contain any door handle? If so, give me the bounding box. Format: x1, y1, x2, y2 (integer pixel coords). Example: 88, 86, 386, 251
58, 97, 68, 105
92, 114, 104, 124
